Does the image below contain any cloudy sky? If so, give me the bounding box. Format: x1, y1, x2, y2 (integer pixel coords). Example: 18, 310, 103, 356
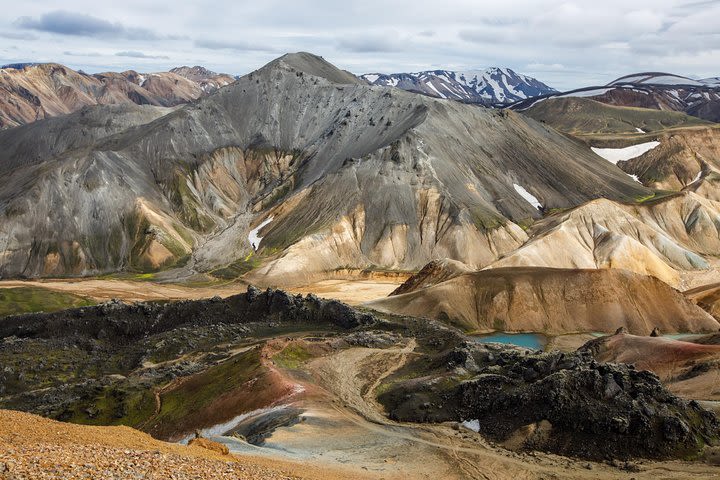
1, 0, 718, 90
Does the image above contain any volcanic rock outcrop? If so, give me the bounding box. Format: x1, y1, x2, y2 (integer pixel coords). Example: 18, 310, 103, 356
379, 344, 720, 460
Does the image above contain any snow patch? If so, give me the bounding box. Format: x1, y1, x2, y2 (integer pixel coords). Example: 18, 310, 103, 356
558, 88, 612, 98
513, 183, 542, 210
363, 74, 379, 84
591, 141, 660, 165
461, 419, 480, 433
248, 216, 274, 250
636, 128, 645, 133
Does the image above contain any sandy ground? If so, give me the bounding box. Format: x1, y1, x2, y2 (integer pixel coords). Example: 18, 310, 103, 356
286, 279, 402, 305
0, 277, 404, 306
546, 333, 599, 352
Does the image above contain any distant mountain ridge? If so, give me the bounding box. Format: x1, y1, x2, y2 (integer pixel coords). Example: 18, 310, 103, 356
361, 67, 557, 105
0, 63, 235, 129
512, 71, 720, 122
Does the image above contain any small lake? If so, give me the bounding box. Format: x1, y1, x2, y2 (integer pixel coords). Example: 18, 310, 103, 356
471, 332, 546, 350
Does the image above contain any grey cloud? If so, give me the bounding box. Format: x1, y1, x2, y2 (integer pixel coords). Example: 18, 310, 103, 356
3, 0, 718, 92
336, 35, 404, 53
15, 10, 162, 40
115, 51, 170, 59
63, 51, 103, 57
0, 31, 38, 40
194, 39, 279, 53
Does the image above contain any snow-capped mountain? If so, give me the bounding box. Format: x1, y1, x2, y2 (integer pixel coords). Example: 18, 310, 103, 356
361, 68, 557, 105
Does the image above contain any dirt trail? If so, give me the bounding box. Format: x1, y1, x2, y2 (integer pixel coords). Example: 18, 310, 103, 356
310, 339, 417, 423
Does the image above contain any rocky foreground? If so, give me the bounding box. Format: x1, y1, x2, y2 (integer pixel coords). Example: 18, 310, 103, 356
0, 409, 356, 480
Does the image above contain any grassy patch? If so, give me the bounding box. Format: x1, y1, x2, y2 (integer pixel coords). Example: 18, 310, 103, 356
0, 287, 95, 317
273, 343, 312, 369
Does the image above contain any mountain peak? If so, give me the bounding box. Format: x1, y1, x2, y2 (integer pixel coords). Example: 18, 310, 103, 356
170, 65, 218, 78
261, 52, 364, 85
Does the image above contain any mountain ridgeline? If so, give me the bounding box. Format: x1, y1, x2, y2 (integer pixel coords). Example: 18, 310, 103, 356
361, 67, 557, 105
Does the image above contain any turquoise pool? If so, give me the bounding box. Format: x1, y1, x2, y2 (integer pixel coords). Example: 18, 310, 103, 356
471, 332, 546, 350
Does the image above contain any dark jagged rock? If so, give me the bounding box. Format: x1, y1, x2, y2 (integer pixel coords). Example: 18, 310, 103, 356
0, 286, 376, 343
380, 346, 720, 461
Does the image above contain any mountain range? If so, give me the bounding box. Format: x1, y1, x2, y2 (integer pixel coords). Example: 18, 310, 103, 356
0, 54, 717, 292
0, 63, 235, 129
0, 52, 655, 283
361, 67, 557, 105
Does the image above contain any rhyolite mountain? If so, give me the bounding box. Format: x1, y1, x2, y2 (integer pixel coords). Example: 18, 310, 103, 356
0, 63, 234, 129
361, 67, 557, 105
0, 52, 657, 283
513, 71, 720, 122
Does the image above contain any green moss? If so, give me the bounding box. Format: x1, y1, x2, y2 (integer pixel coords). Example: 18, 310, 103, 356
633, 190, 678, 204
167, 171, 216, 233
467, 206, 506, 231
211, 252, 262, 279
152, 348, 263, 428
64, 385, 156, 428
273, 343, 312, 369
133, 273, 156, 280
0, 287, 95, 317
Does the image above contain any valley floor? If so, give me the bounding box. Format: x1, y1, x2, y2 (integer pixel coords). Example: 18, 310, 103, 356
0, 277, 405, 306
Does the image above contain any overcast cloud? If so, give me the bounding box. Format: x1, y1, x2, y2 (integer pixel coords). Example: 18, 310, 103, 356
1, 0, 718, 90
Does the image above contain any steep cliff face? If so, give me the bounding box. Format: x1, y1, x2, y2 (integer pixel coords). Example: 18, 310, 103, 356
0, 53, 654, 279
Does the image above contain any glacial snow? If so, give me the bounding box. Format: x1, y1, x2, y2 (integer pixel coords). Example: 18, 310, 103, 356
513, 183, 542, 210
591, 141, 660, 165
248, 216, 274, 250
